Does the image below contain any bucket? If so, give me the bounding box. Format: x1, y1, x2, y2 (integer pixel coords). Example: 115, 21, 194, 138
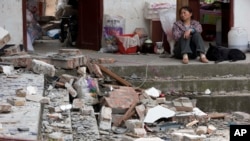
228, 27, 248, 52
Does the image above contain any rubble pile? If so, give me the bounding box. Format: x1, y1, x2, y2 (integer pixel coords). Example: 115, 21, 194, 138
0, 48, 250, 141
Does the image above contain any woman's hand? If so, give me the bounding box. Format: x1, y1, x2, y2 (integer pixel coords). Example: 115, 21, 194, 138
183, 29, 192, 39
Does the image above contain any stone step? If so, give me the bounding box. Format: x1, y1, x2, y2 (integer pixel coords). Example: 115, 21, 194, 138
107, 63, 250, 78
131, 76, 250, 93
165, 93, 250, 113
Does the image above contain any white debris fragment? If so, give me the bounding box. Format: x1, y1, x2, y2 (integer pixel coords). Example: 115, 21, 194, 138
205, 89, 211, 95
144, 105, 175, 123
144, 87, 161, 98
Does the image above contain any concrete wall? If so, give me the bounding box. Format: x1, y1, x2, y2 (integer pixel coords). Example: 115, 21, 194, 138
234, 0, 250, 41
103, 0, 176, 37
0, 0, 23, 45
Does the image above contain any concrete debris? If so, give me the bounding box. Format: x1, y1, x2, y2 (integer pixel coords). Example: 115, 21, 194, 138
7, 97, 26, 106
144, 105, 175, 123
0, 26, 11, 49
144, 87, 161, 98
16, 88, 27, 97
0, 65, 14, 75
31, 59, 56, 77
0, 48, 247, 141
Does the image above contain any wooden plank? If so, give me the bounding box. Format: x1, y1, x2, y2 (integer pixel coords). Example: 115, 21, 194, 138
97, 64, 132, 87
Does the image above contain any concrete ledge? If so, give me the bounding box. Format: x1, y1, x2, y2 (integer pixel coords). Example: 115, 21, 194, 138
106, 63, 250, 78
131, 77, 250, 92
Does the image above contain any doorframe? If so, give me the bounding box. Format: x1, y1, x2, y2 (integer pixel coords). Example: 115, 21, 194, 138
22, 0, 27, 51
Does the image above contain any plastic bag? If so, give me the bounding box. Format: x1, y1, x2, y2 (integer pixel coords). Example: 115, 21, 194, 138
159, 8, 176, 40
159, 8, 176, 54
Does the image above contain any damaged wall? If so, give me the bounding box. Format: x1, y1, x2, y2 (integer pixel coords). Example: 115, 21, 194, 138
0, 0, 23, 45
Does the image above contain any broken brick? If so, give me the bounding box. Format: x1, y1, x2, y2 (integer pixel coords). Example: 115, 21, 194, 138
16, 88, 27, 97
31, 59, 56, 77
172, 97, 194, 112
103, 87, 139, 114
7, 97, 26, 106
0, 103, 12, 113
99, 106, 112, 131
0, 54, 32, 68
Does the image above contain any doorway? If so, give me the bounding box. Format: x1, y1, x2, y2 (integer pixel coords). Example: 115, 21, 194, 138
24, 0, 103, 52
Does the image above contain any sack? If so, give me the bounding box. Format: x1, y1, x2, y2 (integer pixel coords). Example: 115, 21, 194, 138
101, 15, 125, 53
159, 8, 176, 40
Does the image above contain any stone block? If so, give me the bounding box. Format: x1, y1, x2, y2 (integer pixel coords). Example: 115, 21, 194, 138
31, 59, 56, 77
125, 119, 144, 132
0, 103, 12, 113
7, 97, 26, 106
99, 106, 112, 131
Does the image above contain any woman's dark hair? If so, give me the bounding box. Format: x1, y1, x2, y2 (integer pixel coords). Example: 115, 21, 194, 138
179, 6, 193, 19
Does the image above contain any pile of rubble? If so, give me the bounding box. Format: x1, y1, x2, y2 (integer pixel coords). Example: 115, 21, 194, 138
1, 48, 250, 141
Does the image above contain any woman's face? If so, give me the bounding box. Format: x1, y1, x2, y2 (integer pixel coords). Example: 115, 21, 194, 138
180, 9, 192, 21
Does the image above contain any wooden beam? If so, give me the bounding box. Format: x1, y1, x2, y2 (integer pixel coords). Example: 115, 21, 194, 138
97, 64, 132, 87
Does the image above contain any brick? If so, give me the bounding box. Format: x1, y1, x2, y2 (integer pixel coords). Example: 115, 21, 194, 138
183, 134, 206, 141
31, 59, 56, 77
207, 125, 217, 134
72, 98, 84, 110
135, 104, 146, 121
26, 94, 50, 104
0, 103, 12, 113
51, 55, 87, 69
15, 88, 27, 97
7, 97, 26, 106
4, 45, 23, 56
99, 106, 112, 131
0, 54, 32, 68
103, 86, 139, 114
58, 49, 82, 56
65, 82, 77, 97
156, 97, 166, 104
80, 105, 94, 116
133, 128, 147, 137
98, 57, 116, 64
59, 74, 77, 84
196, 126, 208, 135
172, 97, 194, 112
77, 66, 87, 77
125, 119, 143, 132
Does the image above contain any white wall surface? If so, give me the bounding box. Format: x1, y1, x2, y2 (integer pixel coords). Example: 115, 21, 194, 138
104, 0, 176, 37
0, 0, 23, 45
234, 0, 250, 41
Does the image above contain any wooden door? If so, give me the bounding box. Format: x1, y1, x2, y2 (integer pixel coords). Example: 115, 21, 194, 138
77, 0, 103, 50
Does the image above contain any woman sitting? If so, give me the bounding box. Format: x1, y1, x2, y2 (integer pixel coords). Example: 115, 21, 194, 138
172, 6, 209, 64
